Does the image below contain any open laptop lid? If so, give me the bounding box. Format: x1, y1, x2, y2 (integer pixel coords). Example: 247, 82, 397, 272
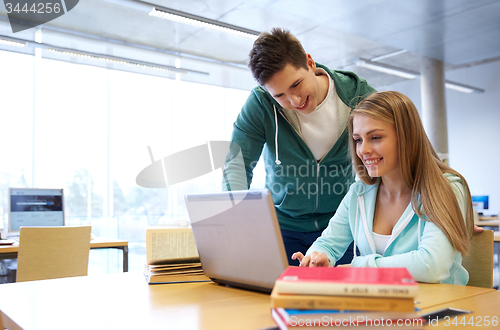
184, 189, 288, 293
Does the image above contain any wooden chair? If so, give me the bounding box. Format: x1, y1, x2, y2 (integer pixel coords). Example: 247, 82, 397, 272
462, 230, 494, 288
473, 209, 479, 223
16, 226, 91, 282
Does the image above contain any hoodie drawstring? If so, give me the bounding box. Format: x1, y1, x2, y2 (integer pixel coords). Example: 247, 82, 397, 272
353, 199, 359, 258
418, 217, 421, 246
354, 185, 421, 258
273, 105, 281, 165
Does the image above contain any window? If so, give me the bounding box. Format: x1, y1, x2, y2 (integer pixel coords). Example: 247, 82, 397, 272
0, 49, 251, 272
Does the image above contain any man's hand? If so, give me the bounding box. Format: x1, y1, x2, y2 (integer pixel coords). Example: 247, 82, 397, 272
291, 251, 330, 267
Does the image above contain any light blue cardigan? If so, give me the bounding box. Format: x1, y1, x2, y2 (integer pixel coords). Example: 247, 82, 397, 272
307, 173, 469, 285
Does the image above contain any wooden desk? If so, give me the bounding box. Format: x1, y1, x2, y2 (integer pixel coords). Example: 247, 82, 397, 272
0, 272, 497, 330
414, 283, 492, 309
0, 237, 129, 272
0, 272, 275, 330
478, 215, 499, 221
420, 290, 500, 329
474, 219, 499, 227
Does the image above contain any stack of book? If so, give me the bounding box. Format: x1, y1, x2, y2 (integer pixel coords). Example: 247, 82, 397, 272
143, 227, 209, 284
144, 256, 209, 284
271, 267, 424, 329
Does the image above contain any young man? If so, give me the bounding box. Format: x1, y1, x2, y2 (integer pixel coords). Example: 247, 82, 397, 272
222, 28, 376, 265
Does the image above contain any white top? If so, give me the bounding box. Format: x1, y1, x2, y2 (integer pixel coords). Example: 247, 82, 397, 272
295, 69, 338, 161
372, 232, 391, 255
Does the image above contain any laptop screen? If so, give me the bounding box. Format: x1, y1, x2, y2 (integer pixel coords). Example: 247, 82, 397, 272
8, 188, 65, 235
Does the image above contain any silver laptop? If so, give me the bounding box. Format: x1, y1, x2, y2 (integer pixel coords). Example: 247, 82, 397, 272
184, 189, 288, 293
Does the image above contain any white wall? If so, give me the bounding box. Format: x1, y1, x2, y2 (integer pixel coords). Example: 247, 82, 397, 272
381, 60, 500, 215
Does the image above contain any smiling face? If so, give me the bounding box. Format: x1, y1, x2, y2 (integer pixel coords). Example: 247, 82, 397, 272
263, 54, 325, 114
352, 114, 400, 180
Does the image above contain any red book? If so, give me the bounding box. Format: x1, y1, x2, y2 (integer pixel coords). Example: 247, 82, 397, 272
274, 267, 418, 298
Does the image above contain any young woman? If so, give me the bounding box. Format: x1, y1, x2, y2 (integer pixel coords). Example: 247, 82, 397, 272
292, 91, 474, 285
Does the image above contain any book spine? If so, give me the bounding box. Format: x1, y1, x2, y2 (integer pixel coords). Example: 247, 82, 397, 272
271, 295, 414, 312
274, 282, 417, 298
271, 308, 288, 330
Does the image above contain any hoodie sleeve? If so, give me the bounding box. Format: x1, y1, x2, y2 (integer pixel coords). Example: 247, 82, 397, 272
222, 89, 266, 191
351, 178, 468, 285
306, 183, 357, 265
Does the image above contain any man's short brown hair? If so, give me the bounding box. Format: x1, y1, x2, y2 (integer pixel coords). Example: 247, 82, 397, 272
248, 27, 308, 86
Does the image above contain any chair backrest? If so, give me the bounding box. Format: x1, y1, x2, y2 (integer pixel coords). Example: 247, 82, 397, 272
473, 210, 479, 223
16, 226, 91, 282
462, 230, 494, 288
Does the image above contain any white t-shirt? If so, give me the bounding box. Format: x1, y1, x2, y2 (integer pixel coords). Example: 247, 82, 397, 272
372, 232, 391, 255
295, 68, 339, 161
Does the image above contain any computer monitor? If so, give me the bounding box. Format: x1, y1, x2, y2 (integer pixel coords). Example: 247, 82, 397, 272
471, 195, 489, 215
8, 188, 65, 236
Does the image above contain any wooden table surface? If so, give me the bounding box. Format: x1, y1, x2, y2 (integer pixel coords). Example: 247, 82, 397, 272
0, 272, 498, 330
0, 238, 128, 252
478, 216, 499, 221
475, 219, 499, 227
0, 237, 129, 272
420, 290, 500, 329
414, 283, 493, 310
0, 272, 275, 330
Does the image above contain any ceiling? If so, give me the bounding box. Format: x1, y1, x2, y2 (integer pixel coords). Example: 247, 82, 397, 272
1, 0, 500, 89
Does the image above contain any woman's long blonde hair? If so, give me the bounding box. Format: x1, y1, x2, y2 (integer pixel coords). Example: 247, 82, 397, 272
348, 91, 474, 256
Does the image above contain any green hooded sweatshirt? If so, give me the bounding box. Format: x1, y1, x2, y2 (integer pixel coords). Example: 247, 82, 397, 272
223, 64, 376, 232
